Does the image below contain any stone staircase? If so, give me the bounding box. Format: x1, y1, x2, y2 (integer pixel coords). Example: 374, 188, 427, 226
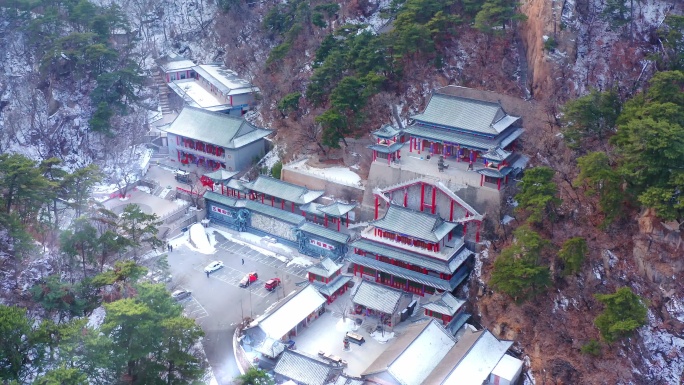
156, 70, 174, 115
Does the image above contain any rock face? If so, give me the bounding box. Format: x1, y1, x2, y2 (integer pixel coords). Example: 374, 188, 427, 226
633, 209, 684, 286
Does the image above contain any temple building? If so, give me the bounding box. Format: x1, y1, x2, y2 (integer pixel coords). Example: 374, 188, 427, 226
164, 107, 272, 171
204, 175, 353, 260
307, 257, 351, 304
157, 53, 258, 115
348, 178, 481, 296
370, 86, 526, 191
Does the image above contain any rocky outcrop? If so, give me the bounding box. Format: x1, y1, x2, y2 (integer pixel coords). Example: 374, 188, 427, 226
633, 209, 684, 286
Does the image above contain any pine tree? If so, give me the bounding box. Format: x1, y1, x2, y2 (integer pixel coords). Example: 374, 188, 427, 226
557, 237, 588, 275
574, 152, 624, 226
490, 226, 551, 301
594, 287, 647, 342
117, 204, 163, 259
515, 167, 561, 225
561, 89, 621, 148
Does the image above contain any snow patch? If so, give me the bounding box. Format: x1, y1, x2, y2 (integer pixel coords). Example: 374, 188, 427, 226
639, 310, 684, 383
665, 296, 684, 323
87, 306, 106, 329
189, 223, 215, 254
285, 158, 362, 187
136, 186, 151, 194
287, 256, 313, 268
370, 330, 395, 343
335, 318, 358, 332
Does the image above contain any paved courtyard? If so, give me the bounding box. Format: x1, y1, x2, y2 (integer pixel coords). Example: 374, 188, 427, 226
292, 303, 397, 377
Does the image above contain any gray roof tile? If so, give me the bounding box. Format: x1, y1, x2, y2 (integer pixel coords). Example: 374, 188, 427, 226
298, 222, 350, 245
372, 124, 403, 139
346, 254, 454, 291
204, 191, 238, 207
274, 350, 334, 385
312, 275, 351, 296
351, 239, 456, 274
242, 176, 324, 204
317, 202, 357, 217
422, 291, 465, 316
307, 257, 343, 278
411, 93, 520, 135
351, 280, 408, 314
367, 142, 404, 154
371, 206, 457, 243
203, 169, 238, 181
164, 107, 271, 149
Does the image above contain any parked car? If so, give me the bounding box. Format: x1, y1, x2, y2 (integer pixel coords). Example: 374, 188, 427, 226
171, 289, 192, 301
264, 278, 281, 291
239, 272, 258, 287
204, 261, 224, 273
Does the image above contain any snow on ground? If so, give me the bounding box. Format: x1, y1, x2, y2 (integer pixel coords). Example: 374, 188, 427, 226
335, 318, 359, 332
370, 330, 395, 343
260, 145, 281, 170
286, 158, 362, 187
189, 223, 215, 254
208, 227, 290, 263
639, 310, 684, 383
170, 225, 216, 255
343, 0, 392, 32
174, 198, 190, 207
665, 295, 684, 323
287, 256, 314, 268
136, 186, 152, 194
87, 306, 107, 329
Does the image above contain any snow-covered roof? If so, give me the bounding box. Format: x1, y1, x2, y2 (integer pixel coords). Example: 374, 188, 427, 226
307, 257, 343, 278
156, 53, 195, 72
362, 320, 456, 385
351, 280, 409, 315
440, 330, 513, 385
274, 350, 334, 385
490, 354, 523, 382
169, 80, 229, 110
388, 321, 456, 385
255, 284, 326, 339
194, 64, 258, 96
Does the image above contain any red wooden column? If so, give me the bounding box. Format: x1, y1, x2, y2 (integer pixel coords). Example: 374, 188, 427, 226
420, 183, 425, 211
449, 200, 454, 221
431, 186, 436, 214
292, 202, 295, 212
281, 200, 285, 209
404, 189, 408, 207
409, 137, 413, 153
271, 196, 274, 207
346, 212, 349, 228
337, 218, 341, 231
480, 174, 484, 186
497, 178, 502, 190
375, 196, 379, 220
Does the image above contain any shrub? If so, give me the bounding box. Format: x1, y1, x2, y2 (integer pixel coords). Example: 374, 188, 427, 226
558, 237, 588, 275
580, 339, 602, 356
271, 161, 283, 179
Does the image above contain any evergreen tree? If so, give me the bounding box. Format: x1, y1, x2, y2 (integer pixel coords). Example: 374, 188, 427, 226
237, 367, 275, 385
561, 89, 621, 148
0, 306, 42, 382
657, 15, 684, 71
557, 237, 588, 275
474, 0, 526, 34
515, 167, 561, 225
117, 204, 163, 259
61, 217, 99, 279
574, 152, 624, 226
33, 367, 88, 385
594, 287, 647, 342
0, 153, 53, 216
490, 226, 551, 301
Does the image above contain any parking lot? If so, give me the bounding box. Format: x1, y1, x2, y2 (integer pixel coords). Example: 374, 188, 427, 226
215, 240, 310, 278
190, 262, 274, 298
178, 295, 209, 320
166, 231, 313, 384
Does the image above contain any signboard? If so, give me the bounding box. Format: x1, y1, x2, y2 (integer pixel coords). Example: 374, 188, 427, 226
211, 206, 233, 217
310, 239, 335, 251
